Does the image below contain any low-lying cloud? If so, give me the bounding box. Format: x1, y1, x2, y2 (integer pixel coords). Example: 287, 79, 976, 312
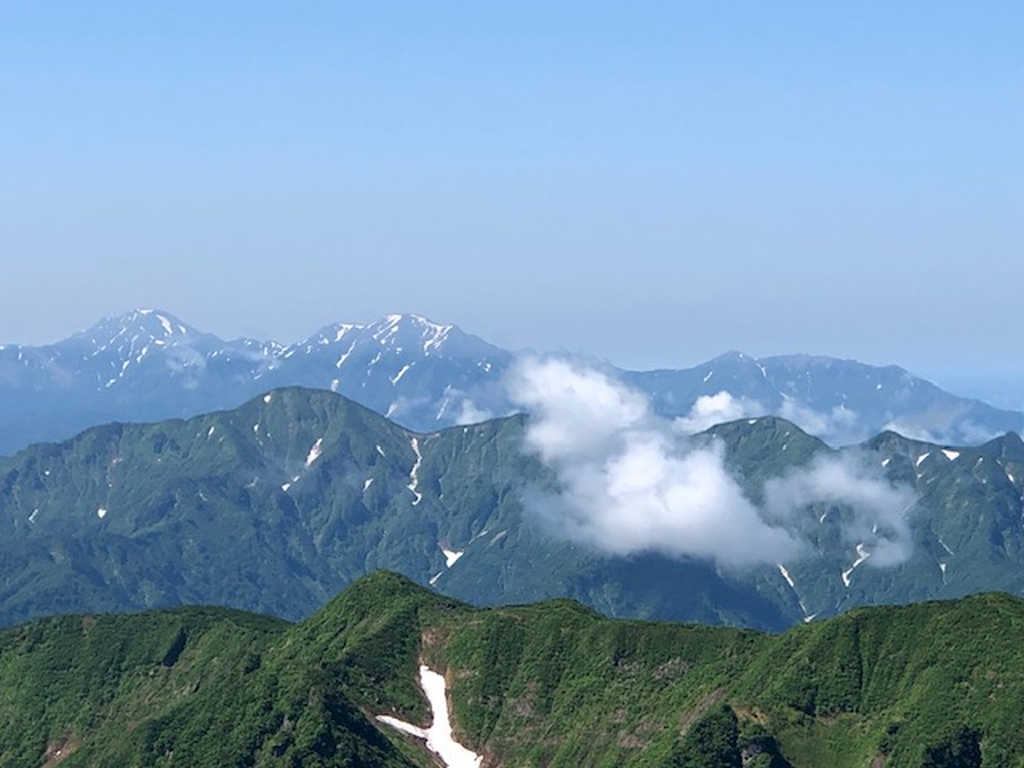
764, 454, 916, 565
454, 398, 494, 425
508, 357, 916, 569
672, 391, 764, 434
672, 390, 868, 446
436, 385, 498, 426
881, 418, 1000, 447
778, 400, 863, 444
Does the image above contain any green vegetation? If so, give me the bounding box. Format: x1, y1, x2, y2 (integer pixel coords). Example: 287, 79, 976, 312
669, 704, 741, 767
1, 386, 1023, 637
0, 388, 798, 631
2, 572, 1024, 766
0, 573, 441, 767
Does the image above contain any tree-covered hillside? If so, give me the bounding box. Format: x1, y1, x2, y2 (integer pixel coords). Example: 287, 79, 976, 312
1, 572, 1022, 767
0, 387, 1022, 632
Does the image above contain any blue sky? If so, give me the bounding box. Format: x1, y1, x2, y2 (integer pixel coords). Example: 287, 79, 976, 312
2, 2, 1021, 384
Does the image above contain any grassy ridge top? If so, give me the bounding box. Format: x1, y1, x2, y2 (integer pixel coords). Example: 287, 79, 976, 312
1, 572, 1022, 767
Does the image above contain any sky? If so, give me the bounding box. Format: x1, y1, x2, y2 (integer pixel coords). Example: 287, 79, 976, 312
2, 2, 1022, 386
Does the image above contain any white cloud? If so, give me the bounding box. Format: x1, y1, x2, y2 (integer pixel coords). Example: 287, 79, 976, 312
673, 391, 765, 434
778, 400, 864, 445
764, 454, 917, 566
507, 357, 648, 463
436, 385, 498, 426
164, 343, 207, 371
454, 398, 494, 425
385, 395, 429, 421
508, 357, 917, 569
672, 391, 870, 447
882, 417, 999, 447
509, 358, 797, 567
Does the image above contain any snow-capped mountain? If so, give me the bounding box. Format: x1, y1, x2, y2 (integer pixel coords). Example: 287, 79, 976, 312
0, 309, 1020, 456
57, 309, 283, 392
626, 351, 1024, 445
0, 310, 509, 455
0, 309, 280, 392
263, 313, 510, 427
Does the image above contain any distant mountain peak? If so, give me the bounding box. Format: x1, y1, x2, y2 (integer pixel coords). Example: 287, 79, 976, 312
299, 313, 479, 361
374, 312, 453, 332
705, 414, 814, 439
366, 313, 473, 359
711, 350, 752, 363
861, 430, 932, 454
76, 308, 199, 346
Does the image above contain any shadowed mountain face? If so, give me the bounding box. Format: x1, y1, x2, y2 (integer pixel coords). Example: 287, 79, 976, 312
0, 309, 1019, 456
0, 386, 1022, 633
0, 571, 1021, 767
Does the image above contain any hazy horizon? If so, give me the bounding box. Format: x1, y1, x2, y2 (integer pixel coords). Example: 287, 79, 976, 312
3, 3, 1020, 382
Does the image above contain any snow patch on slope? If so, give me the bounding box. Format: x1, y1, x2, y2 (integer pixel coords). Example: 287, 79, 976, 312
778, 563, 814, 621
443, 549, 464, 568
305, 438, 324, 467
336, 342, 357, 368
841, 543, 871, 587
408, 437, 423, 505
377, 666, 482, 768
777, 563, 796, 590
390, 363, 413, 385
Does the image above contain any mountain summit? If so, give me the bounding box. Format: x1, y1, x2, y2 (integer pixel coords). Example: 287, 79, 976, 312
74, 308, 198, 345
0, 310, 1020, 456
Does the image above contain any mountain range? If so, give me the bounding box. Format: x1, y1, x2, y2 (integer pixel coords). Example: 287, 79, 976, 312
5, 311, 1024, 766
0, 570, 1020, 767
0, 308, 1020, 457
1, 385, 1022, 633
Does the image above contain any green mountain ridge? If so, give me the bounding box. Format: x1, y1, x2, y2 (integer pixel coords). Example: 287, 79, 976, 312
1, 571, 1022, 767
1, 387, 1023, 632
